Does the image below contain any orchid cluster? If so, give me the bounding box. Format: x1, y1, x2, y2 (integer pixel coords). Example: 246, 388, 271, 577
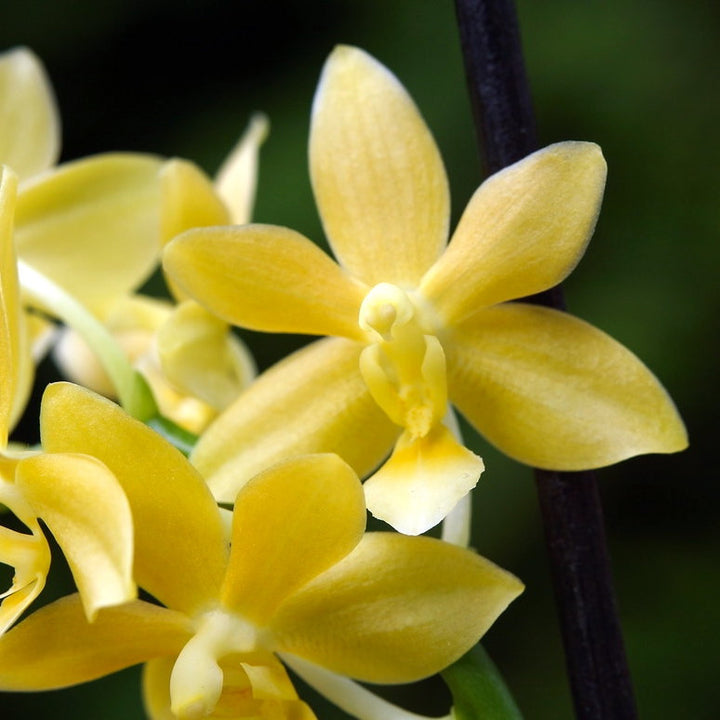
0, 43, 686, 720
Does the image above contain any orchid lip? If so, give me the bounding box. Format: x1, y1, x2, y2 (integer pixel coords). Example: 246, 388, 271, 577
170, 607, 271, 719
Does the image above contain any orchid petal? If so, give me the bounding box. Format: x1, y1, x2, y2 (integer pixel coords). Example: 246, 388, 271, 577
157, 300, 255, 411
215, 113, 268, 225
15, 153, 162, 317
0, 595, 190, 691
105, 294, 172, 333
420, 142, 607, 323
272, 533, 523, 684
144, 655, 316, 720
309, 46, 448, 287
191, 338, 398, 504
448, 303, 688, 470
222, 454, 365, 624
39, 382, 228, 615
11, 310, 54, 431
160, 158, 230, 303
0, 166, 20, 442
15, 452, 135, 620
0, 478, 50, 635
160, 159, 230, 247
0, 572, 46, 637
0, 47, 59, 181
143, 658, 179, 720
242, 656, 302, 701
310, 45, 449, 287
363, 424, 484, 535
164, 225, 367, 339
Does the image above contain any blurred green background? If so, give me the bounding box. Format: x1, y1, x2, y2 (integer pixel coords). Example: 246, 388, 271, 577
1, 0, 717, 718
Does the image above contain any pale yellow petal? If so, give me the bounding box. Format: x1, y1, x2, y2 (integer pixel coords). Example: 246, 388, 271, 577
310, 45, 449, 287
0, 166, 20, 442
39, 382, 228, 615
0, 594, 190, 690
158, 300, 255, 411
160, 158, 230, 302
106, 293, 174, 332
272, 533, 523, 683
448, 303, 689, 470
160, 159, 230, 247
363, 424, 484, 535
222, 454, 365, 624
7, 313, 35, 436
192, 338, 398, 504
15, 452, 135, 620
164, 225, 367, 339
15, 153, 162, 317
420, 142, 607, 324
0, 47, 59, 181
215, 113, 269, 224
9, 310, 54, 429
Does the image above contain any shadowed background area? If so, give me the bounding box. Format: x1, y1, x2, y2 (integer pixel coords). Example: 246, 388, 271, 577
1, 1, 717, 718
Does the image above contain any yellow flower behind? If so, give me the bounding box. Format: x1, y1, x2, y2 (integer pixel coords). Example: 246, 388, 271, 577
0, 46, 166, 422
52, 116, 267, 432
0, 382, 523, 719
0, 166, 135, 634
164, 45, 688, 535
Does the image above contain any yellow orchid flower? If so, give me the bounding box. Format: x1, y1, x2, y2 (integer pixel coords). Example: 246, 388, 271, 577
163, 45, 688, 535
52, 116, 267, 432
1, 46, 163, 318
0, 45, 166, 419
0, 381, 523, 720
0, 166, 135, 634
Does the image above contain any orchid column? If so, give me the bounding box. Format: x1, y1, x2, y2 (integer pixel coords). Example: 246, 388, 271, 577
454, 1, 638, 718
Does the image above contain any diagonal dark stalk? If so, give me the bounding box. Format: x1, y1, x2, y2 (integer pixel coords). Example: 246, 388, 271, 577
453, 1, 638, 718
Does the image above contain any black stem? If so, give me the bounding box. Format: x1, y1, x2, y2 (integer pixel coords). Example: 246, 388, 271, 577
453, 1, 638, 718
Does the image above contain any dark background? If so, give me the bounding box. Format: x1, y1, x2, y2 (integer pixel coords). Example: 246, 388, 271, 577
1, 1, 717, 718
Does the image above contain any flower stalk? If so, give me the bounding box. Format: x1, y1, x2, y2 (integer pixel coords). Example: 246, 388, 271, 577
453, 1, 638, 718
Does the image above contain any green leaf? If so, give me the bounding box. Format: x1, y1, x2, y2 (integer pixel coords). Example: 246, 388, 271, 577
442, 643, 523, 720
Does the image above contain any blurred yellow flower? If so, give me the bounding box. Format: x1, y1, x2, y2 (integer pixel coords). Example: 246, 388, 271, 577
0, 167, 135, 635
53, 116, 267, 432
164, 45, 687, 535
0, 45, 166, 419
0, 382, 523, 719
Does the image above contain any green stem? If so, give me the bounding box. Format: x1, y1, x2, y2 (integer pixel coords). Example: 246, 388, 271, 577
453, 1, 638, 717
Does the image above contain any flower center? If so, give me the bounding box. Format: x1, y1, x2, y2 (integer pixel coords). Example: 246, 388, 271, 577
170, 608, 270, 719
358, 283, 447, 440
